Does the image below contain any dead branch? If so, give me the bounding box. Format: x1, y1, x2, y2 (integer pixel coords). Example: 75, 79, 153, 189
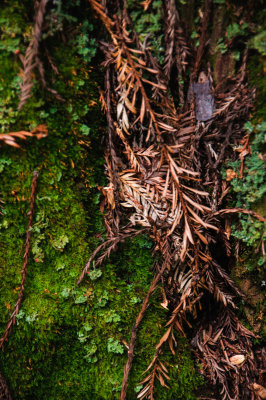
18, 0, 48, 110
0, 125, 48, 148
0, 171, 39, 350
120, 260, 168, 400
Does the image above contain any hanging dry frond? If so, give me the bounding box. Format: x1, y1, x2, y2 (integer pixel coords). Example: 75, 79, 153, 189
18, 0, 48, 110
137, 354, 170, 399
83, 1, 262, 399
163, 0, 191, 106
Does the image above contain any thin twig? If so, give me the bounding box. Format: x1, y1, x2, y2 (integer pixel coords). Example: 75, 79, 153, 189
213, 208, 265, 222
18, 0, 47, 110
0, 171, 39, 350
120, 262, 168, 400
77, 229, 147, 285
193, 0, 211, 78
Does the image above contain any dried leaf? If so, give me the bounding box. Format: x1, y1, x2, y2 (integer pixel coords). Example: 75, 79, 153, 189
229, 354, 245, 366
194, 229, 208, 245
252, 383, 266, 399
226, 169, 237, 181
185, 218, 194, 244
125, 97, 137, 113
137, 384, 150, 399
140, 96, 145, 123
156, 327, 172, 350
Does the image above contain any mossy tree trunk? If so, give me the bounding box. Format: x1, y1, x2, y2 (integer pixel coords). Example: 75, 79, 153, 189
0, 1, 265, 399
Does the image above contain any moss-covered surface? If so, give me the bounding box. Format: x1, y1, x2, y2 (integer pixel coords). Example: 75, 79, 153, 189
0, 2, 203, 399
228, 16, 266, 344
229, 76, 266, 345
1, 1, 265, 399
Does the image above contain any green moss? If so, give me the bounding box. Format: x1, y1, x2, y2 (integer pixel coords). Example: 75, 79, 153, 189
247, 54, 266, 120
127, 0, 164, 63
225, 19, 266, 345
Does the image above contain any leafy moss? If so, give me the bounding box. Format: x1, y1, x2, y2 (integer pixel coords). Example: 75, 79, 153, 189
127, 0, 164, 62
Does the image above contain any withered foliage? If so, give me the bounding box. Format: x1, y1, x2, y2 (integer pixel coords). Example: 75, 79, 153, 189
18, 0, 63, 111
0, 124, 48, 148
18, 0, 48, 111
163, 0, 191, 105
79, 1, 265, 399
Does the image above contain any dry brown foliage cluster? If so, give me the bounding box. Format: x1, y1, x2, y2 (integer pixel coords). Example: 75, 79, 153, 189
18, 0, 63, 111
77, 1, 265, 399
18, 0, 48, 111
0, 125, 47, 148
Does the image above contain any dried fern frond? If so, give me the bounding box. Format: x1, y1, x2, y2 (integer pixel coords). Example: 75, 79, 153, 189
163, 0, 191, 106
18, 0, 48, 110
0, 124, 48, 148
77, 228, 148, 285
84, 2, 262, 399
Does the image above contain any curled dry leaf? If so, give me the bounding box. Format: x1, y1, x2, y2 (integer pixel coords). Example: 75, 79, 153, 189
226, 168, 238, 181
103, 184, 115, 209
251, 383, 266, 399
229, 354, 245, 366
0, 124, 48, 147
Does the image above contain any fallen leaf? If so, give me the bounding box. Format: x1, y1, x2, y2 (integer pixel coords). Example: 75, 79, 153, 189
229, 354, 245, 365
226, 169, 237, 181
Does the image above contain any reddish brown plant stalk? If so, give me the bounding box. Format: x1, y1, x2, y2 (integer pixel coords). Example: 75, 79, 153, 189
18, 0, 47, 111
0, 171, 39, 350
120, 262, 168, 400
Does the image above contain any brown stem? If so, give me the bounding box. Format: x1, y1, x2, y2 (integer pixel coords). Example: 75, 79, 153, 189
120, 262, 167, 400
18, 0, 47, 110
213, 208, 266, 222
193, 0, 211, 78
0, 171, 39, 350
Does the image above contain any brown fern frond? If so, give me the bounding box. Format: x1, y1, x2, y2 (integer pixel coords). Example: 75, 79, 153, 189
77, 228, 148, 285
83, 2, 261, 399
120, 260, 169, 400
0, 124, 47, 148
163, 0, 178, 81
193, 0, 212, 78
18, 0, 48, 110
137, 353, 170, 399
163, 0, 191, 106
192, 309, 257, 400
